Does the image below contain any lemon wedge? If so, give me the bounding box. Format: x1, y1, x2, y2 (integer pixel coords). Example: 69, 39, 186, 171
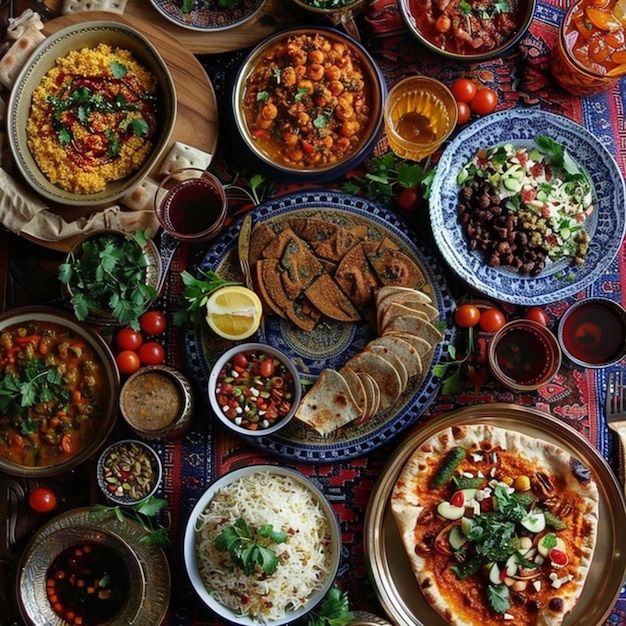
205, 286, 263, 340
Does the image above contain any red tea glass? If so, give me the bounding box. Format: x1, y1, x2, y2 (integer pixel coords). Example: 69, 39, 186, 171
154, 168, 227, 243
551, 0, 626, 96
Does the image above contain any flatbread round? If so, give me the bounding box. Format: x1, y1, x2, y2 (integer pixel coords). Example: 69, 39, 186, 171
344, 352, 402, 412
390, 424, 599, 626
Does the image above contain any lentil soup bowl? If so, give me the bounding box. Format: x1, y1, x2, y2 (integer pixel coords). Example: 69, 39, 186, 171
7, 20, 177, 207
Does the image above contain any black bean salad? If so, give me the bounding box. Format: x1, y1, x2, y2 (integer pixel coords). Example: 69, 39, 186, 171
214, 350, 296, 431
456, 136, 594, 276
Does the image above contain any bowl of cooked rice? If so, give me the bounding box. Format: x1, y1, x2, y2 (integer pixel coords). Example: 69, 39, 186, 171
7, 20, 177, 207
183, 465, 341, 625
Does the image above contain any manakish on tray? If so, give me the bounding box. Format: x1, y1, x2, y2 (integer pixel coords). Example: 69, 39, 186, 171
248, 216, 443, 435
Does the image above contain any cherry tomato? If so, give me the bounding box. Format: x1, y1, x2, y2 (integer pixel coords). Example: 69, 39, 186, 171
397, 186, 421, 212
29, 487, 57, 513
137, 341, 165, 366
116, 350, 141, 375
456, 101, 471, 126
115, 328, 143, 352
469, 88, 498, 116
232, 352, 249, 369
450, 78, 477, 103
525, 307, 549, 326
454, 304, 481, 327
139, 311, 167, 335
479, 308, 506, 333
259, 357, 276, 378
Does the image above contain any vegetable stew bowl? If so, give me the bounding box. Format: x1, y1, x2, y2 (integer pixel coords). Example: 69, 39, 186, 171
0, 307, 120, 477
183, 465, 341, 626
398, 0, 537, 62
231, 26, 386, 183
7, 20, 177, 207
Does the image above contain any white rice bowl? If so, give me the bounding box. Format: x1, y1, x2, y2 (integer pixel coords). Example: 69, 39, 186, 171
184, 465, 341, 625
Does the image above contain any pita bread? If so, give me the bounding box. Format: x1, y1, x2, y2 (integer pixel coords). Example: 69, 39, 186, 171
62, 0, 128, 13
378, 301, 429, 333
354, 371, 380, 422
337, 366, 367, 420
365, 343, 408, 391
344, 351, 402, 411
294, 369, 362, 435
158, 141, 213, 176
382, 314, 444, 346
376, 286, 432, 308
383, 331, 433, 359
378, 293, 439, 324
366, 335, 422, 379
121, 176, 159, 212
0, 27, 45, 89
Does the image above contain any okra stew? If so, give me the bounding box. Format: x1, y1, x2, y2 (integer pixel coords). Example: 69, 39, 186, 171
0, 319, 113, 469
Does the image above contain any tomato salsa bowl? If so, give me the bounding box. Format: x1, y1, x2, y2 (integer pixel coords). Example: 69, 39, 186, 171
398, 0, 536, 62
0, 307, 120, 477
7, 21, 177, 207
231, 27, 386, 183
207, 343, 302, 438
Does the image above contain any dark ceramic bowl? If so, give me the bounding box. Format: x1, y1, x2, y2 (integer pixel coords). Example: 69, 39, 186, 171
488, 319, 561, 391
398, 0, 536, 62
231, 26, 386, 182
557, 298, 626, 368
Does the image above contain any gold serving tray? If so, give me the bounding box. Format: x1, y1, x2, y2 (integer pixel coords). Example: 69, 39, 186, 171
364, 403, 626, 626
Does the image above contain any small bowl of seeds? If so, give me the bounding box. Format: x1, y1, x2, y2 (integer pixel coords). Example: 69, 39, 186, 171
97, 439, 162, 506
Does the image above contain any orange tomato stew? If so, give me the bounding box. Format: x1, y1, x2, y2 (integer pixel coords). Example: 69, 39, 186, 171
408, 0, 523, 55
0, 321, 109, 468
243, 33, 373, 169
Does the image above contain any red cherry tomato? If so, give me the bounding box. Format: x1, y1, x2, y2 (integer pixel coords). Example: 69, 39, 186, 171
479, 308, 506, 333
232, 352, 249, 369
29, 487, 57, 513
454, 304, 481, 328
137, 341, 165, 366
456, 101, 471, 126
139, 311, 167, 335
450, 78, 477, 103
469, 88, 498, 116
524, 307, 549, 326
259, 357, 276, 378
116, 350, 141, 374
115, 328, 143, 352
397, 186, 421, 212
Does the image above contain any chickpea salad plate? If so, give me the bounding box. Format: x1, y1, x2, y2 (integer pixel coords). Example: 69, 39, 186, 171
429, 109, 626, 306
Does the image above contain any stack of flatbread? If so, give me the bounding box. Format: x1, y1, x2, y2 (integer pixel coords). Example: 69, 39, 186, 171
295, 286, 444, 435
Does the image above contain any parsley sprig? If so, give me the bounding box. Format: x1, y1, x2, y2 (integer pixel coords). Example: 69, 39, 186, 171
0, 359, 69, 432
215, 517, 287, 575
432, 326, 476, 394
92, 496, 171, 547
301, 586, 354, 626
173, 269, 241, 326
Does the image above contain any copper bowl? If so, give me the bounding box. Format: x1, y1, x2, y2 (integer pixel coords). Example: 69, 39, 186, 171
0, 307, 120, 477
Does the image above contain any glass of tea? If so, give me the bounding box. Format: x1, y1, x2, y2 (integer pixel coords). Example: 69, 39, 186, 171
551, 0, 626, 96
558, 298, 626, 368
154, 168, 227, 243
383, 76, 457, 162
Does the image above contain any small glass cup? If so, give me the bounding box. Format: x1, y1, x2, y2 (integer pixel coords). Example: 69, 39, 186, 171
383, 76, 457, 162
551, 0, 624, 96
154, 167, 227, 243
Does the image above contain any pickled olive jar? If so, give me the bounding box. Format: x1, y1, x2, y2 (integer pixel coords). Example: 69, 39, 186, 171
551, 0, 626, 96
120, 366, 194, 440
208, 343, 302, 437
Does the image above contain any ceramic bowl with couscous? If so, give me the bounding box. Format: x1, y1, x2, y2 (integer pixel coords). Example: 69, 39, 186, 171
8, 21, 177, 206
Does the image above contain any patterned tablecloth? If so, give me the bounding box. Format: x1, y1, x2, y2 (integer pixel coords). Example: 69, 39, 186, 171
1, 0, 626, 624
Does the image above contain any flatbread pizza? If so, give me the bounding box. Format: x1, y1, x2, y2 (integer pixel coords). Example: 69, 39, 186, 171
390, 424, 599, 626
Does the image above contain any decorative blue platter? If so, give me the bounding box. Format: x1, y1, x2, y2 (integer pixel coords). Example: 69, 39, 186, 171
150, 0, 265, 31
430, 108, 626, 306
184, 190, 456, 463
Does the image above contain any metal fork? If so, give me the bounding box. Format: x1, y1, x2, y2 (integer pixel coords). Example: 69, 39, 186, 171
605, 370, 626, 493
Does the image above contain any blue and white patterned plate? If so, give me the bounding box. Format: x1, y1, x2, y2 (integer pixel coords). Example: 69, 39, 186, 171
184, 190, 456, 463
430, 108, 626, 305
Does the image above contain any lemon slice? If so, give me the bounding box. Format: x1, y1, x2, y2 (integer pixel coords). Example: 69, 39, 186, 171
205, 286, 263, 340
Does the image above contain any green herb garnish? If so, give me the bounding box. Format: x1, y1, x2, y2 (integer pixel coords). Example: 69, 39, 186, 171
302, 586, 354, 626
58, 229, 157, 330
215, 517, 287, 576
173, 269, 241, 327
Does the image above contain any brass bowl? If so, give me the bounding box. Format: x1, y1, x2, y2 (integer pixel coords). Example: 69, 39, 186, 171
7, 20, 177, 207
0, 307, 120, 477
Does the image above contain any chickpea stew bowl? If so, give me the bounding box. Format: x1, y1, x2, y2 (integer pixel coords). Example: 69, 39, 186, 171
231, 27, 386, 182
0, 307, 120, 477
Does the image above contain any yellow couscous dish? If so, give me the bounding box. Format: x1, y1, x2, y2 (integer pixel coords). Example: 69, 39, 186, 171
27, 43, 159, 194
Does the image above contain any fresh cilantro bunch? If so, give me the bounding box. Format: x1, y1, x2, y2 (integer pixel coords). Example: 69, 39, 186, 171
59, 230, 157, 330
343, 151, 436, 207
215, 517, 287, 575
302, 586, 354, 626
93, 496, 171, 547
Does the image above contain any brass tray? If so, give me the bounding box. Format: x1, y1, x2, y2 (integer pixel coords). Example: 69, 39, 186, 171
364, 403, 626, 626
